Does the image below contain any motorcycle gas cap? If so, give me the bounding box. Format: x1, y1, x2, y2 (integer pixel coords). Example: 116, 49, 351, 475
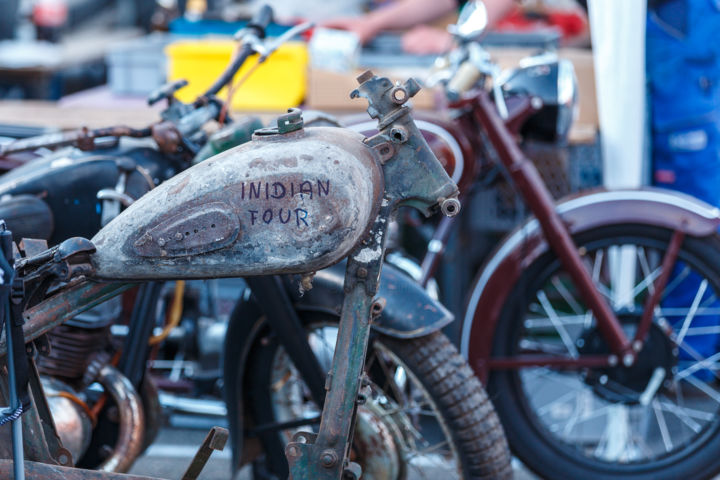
254, 108, 305, 137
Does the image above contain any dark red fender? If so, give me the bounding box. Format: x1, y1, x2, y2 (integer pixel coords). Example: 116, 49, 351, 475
459, 187, 720, 382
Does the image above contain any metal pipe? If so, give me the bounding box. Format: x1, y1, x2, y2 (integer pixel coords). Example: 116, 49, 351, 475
5, 303, 25, 480
0, 281, 134, 358
96, 365, 145, 473
473, 91, 633, 358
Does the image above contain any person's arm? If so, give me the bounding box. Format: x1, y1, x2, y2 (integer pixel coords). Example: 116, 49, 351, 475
323, 0, 457, 44
323, 0, 516, 45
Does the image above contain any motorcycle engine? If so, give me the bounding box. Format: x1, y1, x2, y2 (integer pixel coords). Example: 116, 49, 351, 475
36, 297, 148, 471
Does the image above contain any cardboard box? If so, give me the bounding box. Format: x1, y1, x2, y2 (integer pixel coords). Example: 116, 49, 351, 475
306, 47, 598, 141
307, 67, 438, 111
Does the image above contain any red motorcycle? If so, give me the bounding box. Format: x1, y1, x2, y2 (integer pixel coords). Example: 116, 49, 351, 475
352, 3, 720, 479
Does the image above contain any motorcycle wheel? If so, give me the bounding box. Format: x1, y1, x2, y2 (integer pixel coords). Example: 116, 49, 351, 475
488, 224, 720, 480
245, 312, 512, 480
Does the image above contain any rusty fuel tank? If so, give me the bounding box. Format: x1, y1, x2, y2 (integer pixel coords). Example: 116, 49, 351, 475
90, 120, 384, 281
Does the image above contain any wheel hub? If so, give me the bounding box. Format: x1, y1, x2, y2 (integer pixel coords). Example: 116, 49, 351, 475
351, 400, 404, 479
579, 317, 677, 404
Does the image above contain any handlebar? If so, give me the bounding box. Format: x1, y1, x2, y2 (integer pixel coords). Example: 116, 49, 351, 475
201, 5, 275, 98
246, 4, 273, 39
201, 43, 255, 98
0, 5, 311, 159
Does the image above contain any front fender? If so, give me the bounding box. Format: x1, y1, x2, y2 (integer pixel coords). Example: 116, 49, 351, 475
459, 187, 720, 382
287, 260, 453, 338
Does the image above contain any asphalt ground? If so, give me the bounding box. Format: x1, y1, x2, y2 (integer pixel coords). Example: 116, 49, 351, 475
128, 415, 538, 479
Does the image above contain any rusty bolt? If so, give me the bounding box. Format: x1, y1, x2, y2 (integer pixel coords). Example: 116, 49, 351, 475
320, 449, 338, 468
357, 267, 368, 279
287, 445, 300, 457
57, 453, 69, 465
356, 70, 374, 84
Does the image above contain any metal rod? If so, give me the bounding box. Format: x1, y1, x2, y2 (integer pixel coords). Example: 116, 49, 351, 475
0, 281, 134, 358
473, 91, 632, 358
419, 214, 457, 287
120, 282, 164, 388
634, 229, 685, 346
246, 275, 328, 408
287, 204, 390, 479
489, 354, 612, 369
5, 303, 25, 480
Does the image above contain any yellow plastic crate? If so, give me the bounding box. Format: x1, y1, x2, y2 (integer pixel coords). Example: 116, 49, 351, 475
165, 40, 308, 111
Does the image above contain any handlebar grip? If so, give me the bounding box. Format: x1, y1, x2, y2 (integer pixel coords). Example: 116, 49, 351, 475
247, 5, 273, 38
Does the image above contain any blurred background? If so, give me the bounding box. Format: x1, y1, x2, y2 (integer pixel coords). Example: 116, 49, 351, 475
2, 1, 716, 479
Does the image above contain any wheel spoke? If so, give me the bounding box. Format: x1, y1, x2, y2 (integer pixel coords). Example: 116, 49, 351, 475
551, 277, 584, 315
682, 374, 720, 404
519, 338, 574, 355
657, 400, 705, 432
537, 291, 580, 358
536, 389, 582, 417
676, 351, 720, 380
406, 439, 452, 459
524, 314, 590, 329
513, 233, 720, 468
652, 398, 674, 452
594, 404, 629, 461
375, 350, 407, 405
637, 246, 655, 293
631, 266, 661, 300
675, 279, 709, 346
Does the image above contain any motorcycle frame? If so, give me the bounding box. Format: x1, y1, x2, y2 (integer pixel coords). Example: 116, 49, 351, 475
415, 88, 690, 374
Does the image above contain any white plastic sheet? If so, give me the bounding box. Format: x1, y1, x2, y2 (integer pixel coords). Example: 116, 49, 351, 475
588, 0, 648, 189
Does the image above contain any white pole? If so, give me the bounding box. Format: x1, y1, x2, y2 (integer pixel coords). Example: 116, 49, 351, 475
588, 0, 648, 189
588, 0, 647, 306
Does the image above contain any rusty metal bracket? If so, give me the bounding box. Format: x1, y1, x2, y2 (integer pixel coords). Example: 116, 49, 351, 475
286, 199, 391, 480
352, 71, 460, 218
180, 426, 229, 480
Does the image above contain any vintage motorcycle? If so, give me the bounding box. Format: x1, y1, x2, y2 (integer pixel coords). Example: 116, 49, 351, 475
0, 27, 512, 480
0, 8, 511, 478
346, 2, 720, 480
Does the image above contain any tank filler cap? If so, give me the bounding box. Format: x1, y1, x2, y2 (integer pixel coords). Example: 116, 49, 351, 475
254, 108, 305, 137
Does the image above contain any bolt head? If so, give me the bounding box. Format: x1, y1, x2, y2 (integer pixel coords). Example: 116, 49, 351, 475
320, 450, 338, 468
608, 355, 618, 367
286, 445, 299, 457
623, 353, 635, 367
633, 340, 643, 352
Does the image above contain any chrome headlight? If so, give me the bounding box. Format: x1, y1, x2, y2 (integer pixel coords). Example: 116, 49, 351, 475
556, 59, 578, 141
500, 53, 579, 143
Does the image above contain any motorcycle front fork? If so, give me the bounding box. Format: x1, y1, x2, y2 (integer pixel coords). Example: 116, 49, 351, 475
286, 205, 389, 480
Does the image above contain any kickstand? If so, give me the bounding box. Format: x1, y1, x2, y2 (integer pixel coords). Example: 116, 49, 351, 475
180, 426, 229, 480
